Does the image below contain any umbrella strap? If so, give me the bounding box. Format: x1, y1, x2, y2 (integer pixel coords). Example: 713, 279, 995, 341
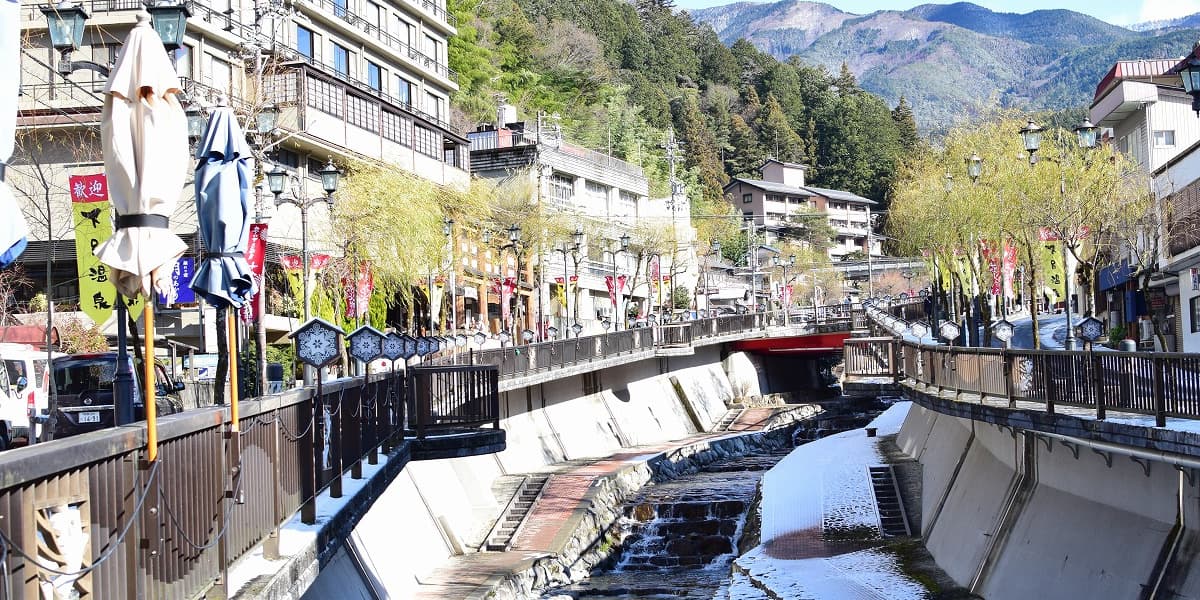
203, 252, 245, 259
116, 214, 169, 229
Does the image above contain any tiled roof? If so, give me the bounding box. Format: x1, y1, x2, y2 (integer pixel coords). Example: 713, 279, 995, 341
726, 178, 810, 196
802, 186, 878, 205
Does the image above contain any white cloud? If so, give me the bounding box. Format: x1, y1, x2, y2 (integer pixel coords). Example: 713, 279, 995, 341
1139, 0, 1200, 22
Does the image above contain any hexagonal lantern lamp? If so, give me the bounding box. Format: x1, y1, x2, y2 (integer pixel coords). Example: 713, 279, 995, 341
347, 325, 386, 364
1077, 316, 1106, 344
400, 334, 418, 360
381, 332, 406, 362
938, 320, 962, 343
910, 322, 930, 339
455, 334, 468, 348
522, 329, 535, 344
473, 331, 488, 347
571, 322, 584, 337
992, 319, 1015, 345
498, 331, 512, 346
547, 326, 559, 339
415, 336, 432, 357
289, 318, 343, 369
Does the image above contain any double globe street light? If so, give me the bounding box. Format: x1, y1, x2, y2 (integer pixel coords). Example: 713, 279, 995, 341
266, 159, 340, 321
41, 0, 191, 76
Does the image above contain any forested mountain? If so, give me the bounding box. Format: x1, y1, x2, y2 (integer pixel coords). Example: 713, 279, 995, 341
448, 0, 920, 247
691, 1, 1200, 131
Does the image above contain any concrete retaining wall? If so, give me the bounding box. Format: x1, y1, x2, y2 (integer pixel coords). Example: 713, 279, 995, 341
901, 399, 1197, 598
280, 348, 760, 599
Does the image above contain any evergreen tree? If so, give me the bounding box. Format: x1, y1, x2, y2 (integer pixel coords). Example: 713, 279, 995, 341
740, 85, 762, 128
757, 94, 805, 163
671, 94, 728, 202
725, 114, 763, 177
834, 62, 859, 96
696, 27, 740, 85
891, 95, 920, 154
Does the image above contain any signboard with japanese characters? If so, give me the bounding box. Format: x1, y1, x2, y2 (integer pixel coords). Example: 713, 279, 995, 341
156, 257, 196, 306
240, 223, 267, 323
1038, 228, 1066, 300
70, 174, 143, 325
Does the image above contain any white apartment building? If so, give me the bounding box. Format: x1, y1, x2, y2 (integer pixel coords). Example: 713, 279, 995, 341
13, 0, 468, 347
468, 111, 695, 333
1090, 57, 1200, 351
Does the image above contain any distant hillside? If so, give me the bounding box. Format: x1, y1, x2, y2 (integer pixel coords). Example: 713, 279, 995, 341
690, 1, 1199, 131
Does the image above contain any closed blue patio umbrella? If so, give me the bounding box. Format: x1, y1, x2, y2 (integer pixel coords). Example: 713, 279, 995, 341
191, 103, 255, 308
190, 103, 256, 416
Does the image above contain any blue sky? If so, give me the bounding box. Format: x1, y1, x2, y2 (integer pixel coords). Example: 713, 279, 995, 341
675, 0, 1200, 26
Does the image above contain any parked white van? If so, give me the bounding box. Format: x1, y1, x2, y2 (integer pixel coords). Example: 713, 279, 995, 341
0, 343, 64, 444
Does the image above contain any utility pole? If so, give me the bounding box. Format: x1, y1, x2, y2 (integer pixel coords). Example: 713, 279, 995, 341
662, 128, 683, 319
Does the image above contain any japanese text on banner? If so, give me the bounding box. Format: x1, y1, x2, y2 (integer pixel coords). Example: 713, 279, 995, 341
70, 174, 142, 325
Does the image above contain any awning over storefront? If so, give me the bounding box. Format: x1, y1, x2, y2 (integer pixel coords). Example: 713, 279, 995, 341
1098, 261, 1132, 291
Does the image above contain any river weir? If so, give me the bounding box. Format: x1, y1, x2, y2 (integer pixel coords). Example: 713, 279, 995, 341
540, 451, 788, 599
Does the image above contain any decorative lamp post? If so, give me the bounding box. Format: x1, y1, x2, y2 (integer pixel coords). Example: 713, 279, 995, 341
601, 318, 612, 332
910, 321, 930, 340
443, 218, 456, 334
347, 325, 385, 376
267, 158, 339, 321
146, 0, 192, 51
967, 152, 982, 182
473, 331, 487, 347
256, 104, 280, 135
606, 232, 631, 330
522, 328, 535, 344
1077, 316, 1105, 346
399, 333, 418, 363
1171, 42, 1200, 116
547, 326, 559, 339
553, 229, 581, 337
1074, 119, 1099, 149
1018, 120, 1044, 165
498, 330, 512, 348
992, 319, 1015, 349
571, 322, 583, 338
938, 320, 962, 345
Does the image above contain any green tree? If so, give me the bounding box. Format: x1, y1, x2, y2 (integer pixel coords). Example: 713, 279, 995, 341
891, 95, 920, 154
757, 93, 805, 163
725, 114, 763, 177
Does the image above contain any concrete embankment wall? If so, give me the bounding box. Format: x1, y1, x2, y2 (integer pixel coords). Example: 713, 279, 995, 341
899, 403, 1197, 599
292, 346, 758, 599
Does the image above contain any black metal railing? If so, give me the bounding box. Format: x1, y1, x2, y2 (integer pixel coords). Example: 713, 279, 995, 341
0, 363, 494, 600
845, 307, 1200, 427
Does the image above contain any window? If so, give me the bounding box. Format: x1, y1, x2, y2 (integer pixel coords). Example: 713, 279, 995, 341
276, 149, 300, 168
548, 174, 574, 208
394, 16, 414, 46
306, 75, 343, 117
1192, 296, 1200, 333
742, 193, 752, 204
332, 43, 350, 78
366, 1, 383, 30
618, 191, 637, 216
413, 125, 440, 158
743, 210, 754, 220
296, 25, 315, 59
332, 0, 347, 18
204, 55, 231, 94
173, 46, 192, 78
585, 180, 608, 211
765, 194, 782, 203
347, 93, 379, 131
382, 110, 413, 146
392, 75, 412, 106
366, 61, 382, 90
1154, 130, 1176, 147
424, 92, 444, 122
423, 34, 440, 62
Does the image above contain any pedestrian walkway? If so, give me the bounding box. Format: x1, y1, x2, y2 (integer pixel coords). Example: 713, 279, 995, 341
410, 409, 793, 599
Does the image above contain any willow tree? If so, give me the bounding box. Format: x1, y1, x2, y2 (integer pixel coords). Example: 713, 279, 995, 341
891, 114, 1151, 348
333, 164, 490, 330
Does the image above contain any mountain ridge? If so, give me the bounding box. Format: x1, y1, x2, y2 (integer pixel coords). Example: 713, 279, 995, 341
689, 1, 1199, 130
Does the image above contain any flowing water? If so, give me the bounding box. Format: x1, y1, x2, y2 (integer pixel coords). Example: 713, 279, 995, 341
539, 452, 789, 600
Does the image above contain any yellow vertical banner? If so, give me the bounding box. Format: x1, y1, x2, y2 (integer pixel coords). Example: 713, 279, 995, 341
1038, 228, 1066, 299
70, 174, 143, 326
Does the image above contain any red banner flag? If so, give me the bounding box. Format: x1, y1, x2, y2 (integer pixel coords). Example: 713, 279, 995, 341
500, 277, 516, 323
69, 174, 108, 204
240, 223, 268, 322
605, 275, 616, 308
281, 254, 303, 272
343, 263, 373, 319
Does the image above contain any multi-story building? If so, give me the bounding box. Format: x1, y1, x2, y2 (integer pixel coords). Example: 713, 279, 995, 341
14, 0, 468, 349
722, 160, 880, 261
1090, 57, 1200, 350
468, 109, 693, 334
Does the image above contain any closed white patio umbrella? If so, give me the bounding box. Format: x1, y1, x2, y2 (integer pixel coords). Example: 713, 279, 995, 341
95, 12, 189, 462
0, 0, 28, 268
95, 12, 188, 298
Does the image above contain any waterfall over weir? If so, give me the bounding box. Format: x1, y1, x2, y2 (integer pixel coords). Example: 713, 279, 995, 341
540, 452, 788, 599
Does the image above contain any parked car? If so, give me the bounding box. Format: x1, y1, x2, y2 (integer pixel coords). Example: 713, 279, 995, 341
0, 360, 22, 449
1, 344, 66, 443
51, 353, 186, 439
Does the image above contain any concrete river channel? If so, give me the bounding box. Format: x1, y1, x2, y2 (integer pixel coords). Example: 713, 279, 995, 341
539, 404, 880, 600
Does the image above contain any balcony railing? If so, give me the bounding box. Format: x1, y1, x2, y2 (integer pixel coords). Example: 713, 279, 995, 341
299, 0, 457, 83
847, 302, 1200, 427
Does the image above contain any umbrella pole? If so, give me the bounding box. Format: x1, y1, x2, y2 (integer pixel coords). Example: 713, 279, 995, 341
145, 304, 158, 462
228, 308, 240, 432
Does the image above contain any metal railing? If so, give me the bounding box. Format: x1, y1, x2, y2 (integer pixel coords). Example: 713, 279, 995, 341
0, 364, 494, 599
845, 308, 1200, 427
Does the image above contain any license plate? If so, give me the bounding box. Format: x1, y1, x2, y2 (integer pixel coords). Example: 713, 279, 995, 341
78, 411, 100, 424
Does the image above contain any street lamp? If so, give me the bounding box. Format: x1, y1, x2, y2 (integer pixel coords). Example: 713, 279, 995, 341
1172, 42, 1200, 115
699, 240, 720, 316
267, 158, 339, 321
772, 254, 796, 324
485, 225, 524, 338
41, 2, 191, 76
552, 230, 581, 337
1074, 119, 1099, 149
146, 0, 192, 51
604, 233, 631, 330
1018, 120, 1044, 165
966, 152, 982, 182
443, 218, 456, 333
